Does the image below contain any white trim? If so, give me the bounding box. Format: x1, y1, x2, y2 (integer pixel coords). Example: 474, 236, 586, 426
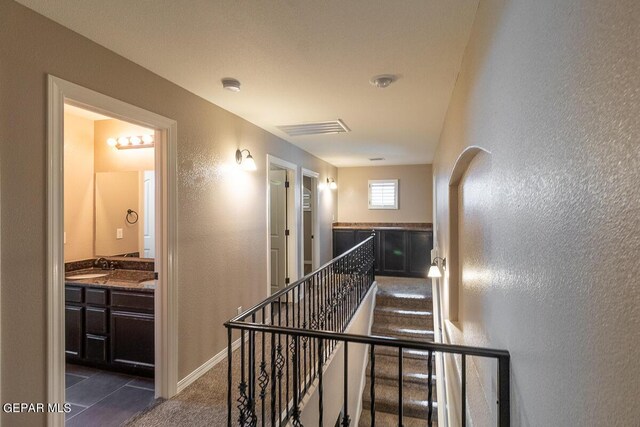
47, 76, 178, 426
301, 168, 321, 271
266, 155, 301, 297
177, 337, 243, 393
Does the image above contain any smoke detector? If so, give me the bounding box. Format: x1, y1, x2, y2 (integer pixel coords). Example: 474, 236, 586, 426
221, 78, 241, 92
370, 74, 397, 89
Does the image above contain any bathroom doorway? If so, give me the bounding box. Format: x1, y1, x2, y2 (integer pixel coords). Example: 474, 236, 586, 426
62, 104, 157, 424
48, 76, 178, 426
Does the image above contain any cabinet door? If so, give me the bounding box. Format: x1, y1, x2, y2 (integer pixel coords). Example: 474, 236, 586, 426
333, 230, 355, 257
381, 230, 407, 274
65, 305, 83, 358
408, 231, 433, 277
111, 311, 154, 368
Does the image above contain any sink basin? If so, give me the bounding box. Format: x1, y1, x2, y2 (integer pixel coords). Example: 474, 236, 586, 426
66, 273, 109, 280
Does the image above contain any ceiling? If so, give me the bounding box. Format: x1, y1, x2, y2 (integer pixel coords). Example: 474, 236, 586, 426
19, 0, 478, 167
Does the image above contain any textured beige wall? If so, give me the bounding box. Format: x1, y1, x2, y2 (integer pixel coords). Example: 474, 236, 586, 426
433, 0, 640, 425
337, 164, 432, 223
63, 112, 94, 261
0, 1, 337, 424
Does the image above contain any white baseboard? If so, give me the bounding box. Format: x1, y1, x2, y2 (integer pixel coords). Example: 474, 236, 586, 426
176, 336, 243, 393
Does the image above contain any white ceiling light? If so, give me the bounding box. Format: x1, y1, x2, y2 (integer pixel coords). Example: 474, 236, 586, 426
370, 74, 397, 89
221, 78, 241, 92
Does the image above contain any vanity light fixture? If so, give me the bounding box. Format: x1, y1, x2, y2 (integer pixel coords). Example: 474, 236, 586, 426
235, 148, 257, 171
327, 177, 337, 190
427, 257, 446, 278
108, 135, 155, 150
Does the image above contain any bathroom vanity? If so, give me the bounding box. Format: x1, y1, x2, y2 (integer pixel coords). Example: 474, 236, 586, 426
65, 259, 155, 377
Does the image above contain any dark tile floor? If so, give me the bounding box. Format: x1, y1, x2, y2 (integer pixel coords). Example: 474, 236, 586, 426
66, 364, 156, 426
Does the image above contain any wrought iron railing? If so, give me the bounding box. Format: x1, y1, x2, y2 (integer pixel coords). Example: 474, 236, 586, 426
225, 235, 511, 426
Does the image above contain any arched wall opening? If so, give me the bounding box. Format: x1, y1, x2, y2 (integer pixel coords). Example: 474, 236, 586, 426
447, 146, 491, 321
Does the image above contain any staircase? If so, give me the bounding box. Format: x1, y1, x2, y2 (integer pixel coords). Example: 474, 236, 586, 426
359, 277, 438, 426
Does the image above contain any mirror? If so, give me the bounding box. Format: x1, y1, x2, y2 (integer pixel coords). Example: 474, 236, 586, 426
95, 171, 155, 258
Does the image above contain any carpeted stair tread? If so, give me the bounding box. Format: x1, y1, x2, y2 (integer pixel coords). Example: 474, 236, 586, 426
371, 323, 435, 341
362, 380, 438, 421
374, 346, 436, 360
359, 408, 436, 427
375, 293, 432, 311
373, 306, 434, 329
366, 353, 438, 388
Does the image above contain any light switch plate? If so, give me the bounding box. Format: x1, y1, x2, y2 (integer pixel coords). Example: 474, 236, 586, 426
63, 232, 66, 244
116, 228, 123, 239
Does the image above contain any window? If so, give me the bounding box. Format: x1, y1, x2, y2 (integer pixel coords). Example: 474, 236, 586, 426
368, 179, 399, 209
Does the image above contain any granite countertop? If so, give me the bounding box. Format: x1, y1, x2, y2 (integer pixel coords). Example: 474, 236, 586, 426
332, 222, 433, 231
65, 268, 156, 291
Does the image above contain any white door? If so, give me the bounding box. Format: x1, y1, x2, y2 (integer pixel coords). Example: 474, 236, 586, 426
269, 169, 287, 294
143, 170, 155, 258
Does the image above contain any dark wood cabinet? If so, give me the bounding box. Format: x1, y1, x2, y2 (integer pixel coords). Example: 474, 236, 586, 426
333, 229, 356, 257
408, 231, 432, 276
381, 230, 407, 274
65, 305, 83, 358
333, 227, 432, 278
111, 311, 155, 369
64, 284, 154, 376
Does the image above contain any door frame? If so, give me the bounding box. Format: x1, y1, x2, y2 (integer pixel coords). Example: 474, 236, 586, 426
47, 76, 178, 426
266, 155, 300, 297
301, 168, 320, 273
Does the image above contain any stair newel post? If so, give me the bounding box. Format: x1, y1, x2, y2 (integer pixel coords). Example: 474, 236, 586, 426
370, 344, 376, 427
498, 354, 511, 427
462, 354, 467, 427
270, 331, 277, 427
227, 326, 233, 427
398, 346, 404, 427
318, 339, 324, 427
427, 349, 434, 427
249, 315, 257, 425
342, 341, 350, 427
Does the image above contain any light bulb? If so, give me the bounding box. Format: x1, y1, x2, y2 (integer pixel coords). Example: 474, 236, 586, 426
130, 136, 141, 145
107, 138, 117, 147
329, 181, 337, 190
118, 137, 129, 146
142, 134, 154, 144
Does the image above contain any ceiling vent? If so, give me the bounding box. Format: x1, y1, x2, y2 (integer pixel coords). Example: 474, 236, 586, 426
277, 119, 350, 137
369, 157, 385, 161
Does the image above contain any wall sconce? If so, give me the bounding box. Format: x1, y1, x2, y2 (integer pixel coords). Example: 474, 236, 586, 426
427, 257, 446, 278
327, 177, 337, 190
107, 134, 154, 150
235, 148, 257, 171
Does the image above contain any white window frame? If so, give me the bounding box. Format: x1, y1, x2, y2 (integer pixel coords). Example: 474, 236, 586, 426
368, 179, 399, 210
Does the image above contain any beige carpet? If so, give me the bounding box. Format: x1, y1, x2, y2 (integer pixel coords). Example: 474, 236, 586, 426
126, 277, 431, 426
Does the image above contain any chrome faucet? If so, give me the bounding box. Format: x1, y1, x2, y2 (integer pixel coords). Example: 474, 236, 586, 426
94, 257, 109, 270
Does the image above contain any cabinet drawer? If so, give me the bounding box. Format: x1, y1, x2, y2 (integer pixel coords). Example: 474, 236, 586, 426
86, 334, 108, 363
86, 307, 108, 335
65, 286, 83, 303
111, 291, 154, 312
86, 288, 108, 306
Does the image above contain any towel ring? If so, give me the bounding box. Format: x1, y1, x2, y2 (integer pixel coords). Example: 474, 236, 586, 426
126, 209, 139, 224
